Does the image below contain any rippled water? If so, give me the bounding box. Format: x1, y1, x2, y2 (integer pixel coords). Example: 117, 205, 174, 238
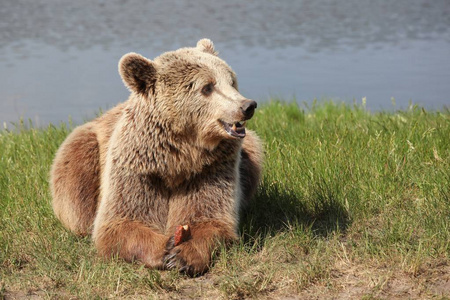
1, 0, 449, 126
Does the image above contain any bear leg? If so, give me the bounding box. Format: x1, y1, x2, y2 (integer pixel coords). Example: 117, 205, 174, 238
163, 220, 237, 276
50, 124, 100, 236
94, 220, 168, 269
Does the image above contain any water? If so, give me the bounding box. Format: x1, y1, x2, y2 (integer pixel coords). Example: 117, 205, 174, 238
1, 0, 450, 127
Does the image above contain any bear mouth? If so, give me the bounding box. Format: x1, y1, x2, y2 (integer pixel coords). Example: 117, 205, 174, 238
219, 120, 246, 138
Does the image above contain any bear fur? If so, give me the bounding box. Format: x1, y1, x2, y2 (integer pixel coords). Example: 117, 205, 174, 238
50, 39, 263, 276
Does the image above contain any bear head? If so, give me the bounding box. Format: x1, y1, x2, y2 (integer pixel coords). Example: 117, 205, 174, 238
118, 39, 257, 150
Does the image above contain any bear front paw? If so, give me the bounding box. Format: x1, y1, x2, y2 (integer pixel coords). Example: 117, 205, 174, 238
163, 240, 210, 277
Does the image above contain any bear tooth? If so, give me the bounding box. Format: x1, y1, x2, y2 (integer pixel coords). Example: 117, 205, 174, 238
232, 123, 237, 132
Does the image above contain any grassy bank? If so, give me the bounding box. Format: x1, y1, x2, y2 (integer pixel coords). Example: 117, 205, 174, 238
1, 101, 449, 299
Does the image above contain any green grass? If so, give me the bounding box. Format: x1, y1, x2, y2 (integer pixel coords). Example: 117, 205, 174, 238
1, 101, 449, 299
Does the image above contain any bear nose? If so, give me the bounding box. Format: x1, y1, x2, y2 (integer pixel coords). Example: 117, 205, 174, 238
240, 99, 257, 120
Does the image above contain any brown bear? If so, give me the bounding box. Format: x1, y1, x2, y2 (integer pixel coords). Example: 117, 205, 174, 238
50, 39, 263, 276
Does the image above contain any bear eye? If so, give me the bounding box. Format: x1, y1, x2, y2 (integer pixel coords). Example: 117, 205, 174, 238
201, 83, 214, 96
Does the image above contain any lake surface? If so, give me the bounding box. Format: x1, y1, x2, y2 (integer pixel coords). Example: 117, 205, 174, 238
1, 0, 450, 127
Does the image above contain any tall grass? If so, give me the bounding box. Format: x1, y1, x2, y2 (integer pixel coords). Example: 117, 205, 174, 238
1, 101, 449, 299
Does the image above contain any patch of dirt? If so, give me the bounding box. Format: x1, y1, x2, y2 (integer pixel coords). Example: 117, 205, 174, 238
2, 261, 449, 299
2, 290, 45, 300
275, 260, 450, 300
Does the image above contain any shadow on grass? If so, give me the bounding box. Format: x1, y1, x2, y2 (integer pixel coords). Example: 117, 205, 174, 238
240, 179, 351, 242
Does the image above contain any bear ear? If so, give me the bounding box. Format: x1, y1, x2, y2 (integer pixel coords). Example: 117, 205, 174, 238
196, 38, 218, 56
119, 53, 157, 95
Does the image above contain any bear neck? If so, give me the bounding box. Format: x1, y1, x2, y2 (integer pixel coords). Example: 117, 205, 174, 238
117, 96, 242, 188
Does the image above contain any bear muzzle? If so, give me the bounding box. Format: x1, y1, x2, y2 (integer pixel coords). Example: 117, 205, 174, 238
219, 99, 257, 139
